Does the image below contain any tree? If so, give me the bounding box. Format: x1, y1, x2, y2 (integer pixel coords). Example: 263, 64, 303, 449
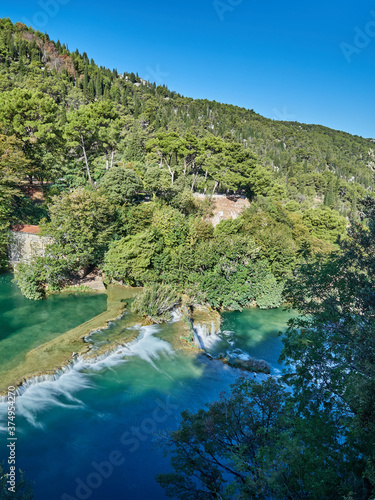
146, 131, 184, 186
302, 206, 346, 243
156, 377, 290, 499
196, 136, 261, 195
125, 122, 147, 163
64, 101, 119, 181
151, 205, 188, 247
41, 187, 115, 274
0, 88, 61, 183
14, 255, 67, 300
99, 165, 142, 204
103, 229, 161, 285
0, 134, 27, 270
281, 197, 375, 497
156, 202, 375, 499
143, 164, 171, 197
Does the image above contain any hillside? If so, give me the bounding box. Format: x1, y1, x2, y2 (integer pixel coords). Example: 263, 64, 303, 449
0, 17, 373, 206
0, 16, 372, 311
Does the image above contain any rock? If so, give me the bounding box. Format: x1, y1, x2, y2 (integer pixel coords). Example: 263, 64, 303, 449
141, 316, 155, 326
220, 356, 271, 374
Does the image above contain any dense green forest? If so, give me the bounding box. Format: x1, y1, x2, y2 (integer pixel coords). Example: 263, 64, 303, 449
0, 16, 374, 310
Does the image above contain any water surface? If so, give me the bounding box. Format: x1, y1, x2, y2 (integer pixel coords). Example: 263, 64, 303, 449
0, 280, 293, 500
0, 273, 107, 377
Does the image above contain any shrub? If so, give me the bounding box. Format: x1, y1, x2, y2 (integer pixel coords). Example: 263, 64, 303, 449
131, 284, 181, 323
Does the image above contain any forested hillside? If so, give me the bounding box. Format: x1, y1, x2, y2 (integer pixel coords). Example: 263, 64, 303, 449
0, 17, 374, 309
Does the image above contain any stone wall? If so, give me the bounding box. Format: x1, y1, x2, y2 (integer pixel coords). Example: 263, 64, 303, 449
8, 232, 50, 265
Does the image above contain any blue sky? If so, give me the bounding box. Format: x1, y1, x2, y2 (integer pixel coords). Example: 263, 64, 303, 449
3, 0, 375, 138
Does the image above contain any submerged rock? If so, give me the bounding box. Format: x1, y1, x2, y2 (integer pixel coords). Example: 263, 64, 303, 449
219, 355, 271, 374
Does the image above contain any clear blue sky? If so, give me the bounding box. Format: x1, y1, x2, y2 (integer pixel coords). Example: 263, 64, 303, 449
3, 0, 375, 138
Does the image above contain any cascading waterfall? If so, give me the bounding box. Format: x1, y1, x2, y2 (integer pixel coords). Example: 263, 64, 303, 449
193, 321, 222, 350
0, 323, 175, 428
0, 275, 292, 500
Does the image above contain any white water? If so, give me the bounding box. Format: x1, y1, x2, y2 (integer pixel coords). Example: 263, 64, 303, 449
193, 322, 222, 350
170, 309, 183, 323
0, 324, 174, 429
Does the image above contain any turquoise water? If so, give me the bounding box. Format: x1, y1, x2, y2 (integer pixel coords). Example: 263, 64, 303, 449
0, 280, 293, 500
0, 274, 107, 376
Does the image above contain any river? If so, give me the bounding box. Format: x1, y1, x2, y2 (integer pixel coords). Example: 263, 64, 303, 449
0, 275, 292, 500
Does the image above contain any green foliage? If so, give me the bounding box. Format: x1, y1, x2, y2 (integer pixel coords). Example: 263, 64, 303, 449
255, 271, 283, 309
12, 194, 49, 225
103, 229, 161, 285
0, 88, 61, 182
0, 462, 33, 499
0, 18, 370, 317
151, 205, 188, 247
156, 377, 292, 499
14, 262, 45, 300
14, 256, 67, 300
0, 16, 373, 211
281, 197, 375, 497
156, 202, 375, 500
64, 100, 120, 182
302, 206, 347, 242
104, 218, 282, 310
119, 202, 156, 235
42, 187, 115, 273
131, 284, 181, 323
143, 164, 171, 196
0, 134, 26, 270
168, 188, 198, 215
99, 165, 142, 203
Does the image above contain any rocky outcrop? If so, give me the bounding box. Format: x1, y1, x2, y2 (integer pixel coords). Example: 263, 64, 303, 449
193, 194, 250, 227
219, 355, 271, 374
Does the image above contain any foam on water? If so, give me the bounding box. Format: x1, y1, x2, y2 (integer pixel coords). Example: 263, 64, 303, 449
170, 309, 183, 323
193, 322, 222, 350
0, 324, 175, 428
229, 348, 251, 360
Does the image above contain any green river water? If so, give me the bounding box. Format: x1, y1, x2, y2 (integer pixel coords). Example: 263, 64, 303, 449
0, 274, 293, 500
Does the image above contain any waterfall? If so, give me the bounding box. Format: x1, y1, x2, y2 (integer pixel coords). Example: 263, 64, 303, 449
0, 324, 175, 428
193, 322, 222, 350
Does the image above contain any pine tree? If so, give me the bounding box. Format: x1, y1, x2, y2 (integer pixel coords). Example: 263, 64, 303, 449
324, 181, 335, 207
83, 63, 89, 96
